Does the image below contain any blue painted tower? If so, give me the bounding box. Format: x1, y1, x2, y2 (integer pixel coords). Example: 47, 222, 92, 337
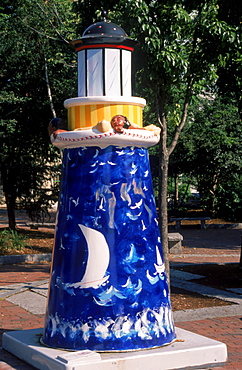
42, 16, 176, 352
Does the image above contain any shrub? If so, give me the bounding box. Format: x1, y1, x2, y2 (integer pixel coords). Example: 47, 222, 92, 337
0, 229, 26, 253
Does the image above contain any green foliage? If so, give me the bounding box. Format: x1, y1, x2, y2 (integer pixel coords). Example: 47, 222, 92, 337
170, 95, 242, 218
0, 229, 26, 253
0, 0, 78, 224
215, 178, 242, 221
1, 0, 241, 227
75, 0, 242, 226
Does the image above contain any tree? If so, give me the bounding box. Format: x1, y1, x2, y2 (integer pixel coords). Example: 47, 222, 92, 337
0, 0, 78, 229
215, 0, 242, 119
75, 0, 241, 281
172, 96, 242, 219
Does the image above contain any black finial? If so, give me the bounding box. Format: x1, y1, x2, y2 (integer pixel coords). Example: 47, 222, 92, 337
101, 10, 107, 21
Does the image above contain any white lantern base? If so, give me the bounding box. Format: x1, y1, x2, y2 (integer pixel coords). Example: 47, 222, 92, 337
2, 327, 227, 370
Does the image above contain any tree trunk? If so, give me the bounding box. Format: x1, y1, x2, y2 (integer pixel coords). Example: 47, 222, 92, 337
240, 236, 242, 269
5, 192, 16, 230
174, 173, 179, 208
44, 51, 56, 118
156, 88, 171, 288
156, 78, 192, 289
158, 134, 170, 287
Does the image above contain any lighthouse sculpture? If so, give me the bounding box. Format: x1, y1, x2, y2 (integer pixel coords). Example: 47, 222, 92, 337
42, 16, 176, 352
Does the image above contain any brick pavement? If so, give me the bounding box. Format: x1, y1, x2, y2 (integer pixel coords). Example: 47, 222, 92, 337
177, 316, 242, 370
0, 264, 50, 286
171, 227, 242, 369
169, 227, 242, 369
0, 211, 242, 369
0, 263, 49, 369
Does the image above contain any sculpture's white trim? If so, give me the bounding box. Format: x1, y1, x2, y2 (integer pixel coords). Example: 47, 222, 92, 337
51, 128, 159, 149
64, 96, 146, 108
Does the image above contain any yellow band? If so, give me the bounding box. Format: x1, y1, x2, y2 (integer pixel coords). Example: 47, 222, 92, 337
67, 104, 143, 130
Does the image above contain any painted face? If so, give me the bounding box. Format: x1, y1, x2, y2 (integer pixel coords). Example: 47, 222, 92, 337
111, 115, 126, 133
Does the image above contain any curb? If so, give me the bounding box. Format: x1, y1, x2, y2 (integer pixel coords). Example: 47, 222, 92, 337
173, 303, 242, 322
168, 223, 242, 230
0, 253, 52, 265
206, 223, 242, 229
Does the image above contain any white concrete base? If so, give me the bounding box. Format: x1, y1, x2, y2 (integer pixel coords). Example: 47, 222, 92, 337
2, 327, 227, 370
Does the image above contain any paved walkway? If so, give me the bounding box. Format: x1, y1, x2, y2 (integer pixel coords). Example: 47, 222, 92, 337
0, 211, 242, 369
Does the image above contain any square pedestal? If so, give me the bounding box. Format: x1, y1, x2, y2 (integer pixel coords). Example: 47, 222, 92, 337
2, 327, 227, 370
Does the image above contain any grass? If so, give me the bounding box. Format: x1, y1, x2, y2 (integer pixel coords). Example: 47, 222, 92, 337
0, 229, 27, 254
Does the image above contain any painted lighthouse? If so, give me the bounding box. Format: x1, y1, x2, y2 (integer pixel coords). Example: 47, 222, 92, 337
42, 16, 176, 352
